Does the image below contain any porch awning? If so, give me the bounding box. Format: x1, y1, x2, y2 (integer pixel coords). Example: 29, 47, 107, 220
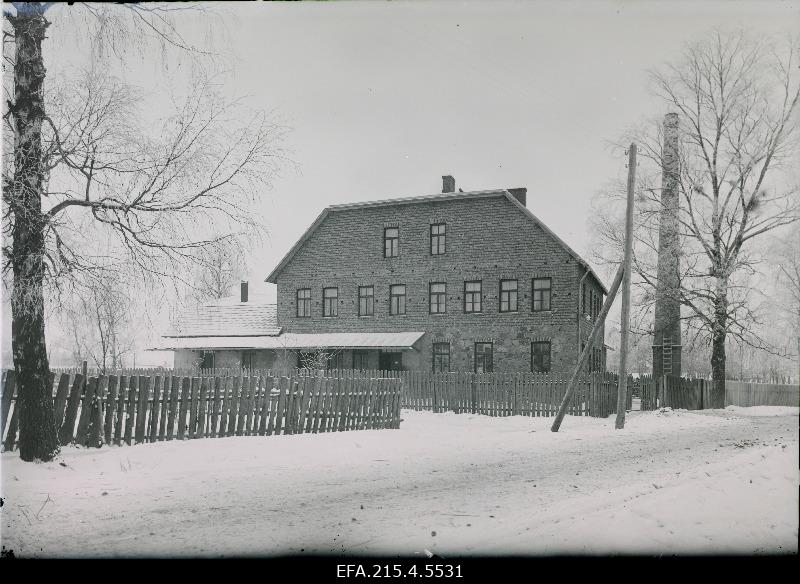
151, 331, 425, 351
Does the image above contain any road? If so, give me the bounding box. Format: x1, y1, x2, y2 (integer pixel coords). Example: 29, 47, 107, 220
2, 407, 797, 556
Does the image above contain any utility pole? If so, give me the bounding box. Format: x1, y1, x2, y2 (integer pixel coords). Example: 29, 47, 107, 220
615, 144, 637, 430
551, 265, 624, 432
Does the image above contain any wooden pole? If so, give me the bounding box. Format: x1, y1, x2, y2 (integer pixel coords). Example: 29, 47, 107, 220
551, 264, 624, 431
615, 143, 637, 429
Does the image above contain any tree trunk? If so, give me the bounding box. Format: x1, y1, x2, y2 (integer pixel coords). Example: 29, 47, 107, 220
709, 280, 728, 409
8, 5, 59, 462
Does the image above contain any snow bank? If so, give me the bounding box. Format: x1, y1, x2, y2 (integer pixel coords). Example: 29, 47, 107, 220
724, 405, 799, 417
1, 408, 797, 557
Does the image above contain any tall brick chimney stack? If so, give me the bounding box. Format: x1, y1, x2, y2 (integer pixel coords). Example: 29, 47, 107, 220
442, 175, 455, 193
240, 281, 249, 303
653, 112, 682, 378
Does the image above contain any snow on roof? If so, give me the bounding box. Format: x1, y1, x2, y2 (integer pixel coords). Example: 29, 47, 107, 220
164, 300, 281, 338
152, 331, 425, 351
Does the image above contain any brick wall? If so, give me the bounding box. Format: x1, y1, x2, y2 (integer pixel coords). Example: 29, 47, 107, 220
273, 194, 605, 373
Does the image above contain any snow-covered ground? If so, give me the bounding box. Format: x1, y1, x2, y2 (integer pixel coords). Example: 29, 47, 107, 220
1, 406, 797, 557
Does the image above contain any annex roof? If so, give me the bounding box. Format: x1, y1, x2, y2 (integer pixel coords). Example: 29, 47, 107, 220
264, 189, 608, 294
164, 301, 281, 338
152, 331, 426, 352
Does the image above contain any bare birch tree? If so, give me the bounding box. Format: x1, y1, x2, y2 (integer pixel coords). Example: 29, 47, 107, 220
590, 31, 799, 406
2, 3, 287, 461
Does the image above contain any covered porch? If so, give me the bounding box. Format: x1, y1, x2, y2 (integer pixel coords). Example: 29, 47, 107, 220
154, 331, 426, 372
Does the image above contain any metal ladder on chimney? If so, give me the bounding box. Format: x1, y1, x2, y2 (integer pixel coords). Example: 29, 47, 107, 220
662, 335, 673, 376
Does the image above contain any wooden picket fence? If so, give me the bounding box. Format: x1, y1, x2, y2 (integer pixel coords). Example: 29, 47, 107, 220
58, 367, 633, 420
725, 381, 799, 407
0, 369, 402, 451
635, 375, 710, 411
388, 370, 632, 418
635, 375, 799, 410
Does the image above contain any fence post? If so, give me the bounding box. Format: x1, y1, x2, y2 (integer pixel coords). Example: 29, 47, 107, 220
470, 373, 477, 414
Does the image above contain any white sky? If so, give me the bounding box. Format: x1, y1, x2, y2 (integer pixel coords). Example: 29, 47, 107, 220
214, 0, 798, 297
2, 0, 799, 366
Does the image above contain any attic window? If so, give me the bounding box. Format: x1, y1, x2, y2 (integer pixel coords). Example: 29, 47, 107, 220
323, 287, 338, 317
532, 278, 552, 312
384, 227, 399, 257
297, 288, 311, 317
430, 223, 446, 255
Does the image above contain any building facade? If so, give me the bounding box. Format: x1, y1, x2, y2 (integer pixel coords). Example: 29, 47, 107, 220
160, 178, 608, 374
262, 179, 607, 373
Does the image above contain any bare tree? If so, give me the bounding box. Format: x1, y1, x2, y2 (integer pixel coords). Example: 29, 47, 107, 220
188, 241, 247, 304
590, 31, 799, 406
61, 277, 134, 373
2, 3, 287, 461
273, 341, 297, 377
298, 347, 344, 372
773, 230, 800, 369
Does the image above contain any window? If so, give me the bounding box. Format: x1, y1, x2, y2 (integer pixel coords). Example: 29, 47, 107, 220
353, 350, 369, 371
464, 281, 482, 313
586, 289, 603, 320
532, 278, 552, 311
379, 351, 403, 371
474, 342, 493, 373
432, 342, 450, 372
390, 284, 406, 315
582, 283, 588, 316
430, 223, 446, 255
384, 227, 399, 257
241, 350, 255, 370
322, 287, 338, 317
500, 279, 518, 312
199, 350, 214, 370
582, 343, 602, 372
358, 286, 374, 316
531, 341, 551, 373
297, 288, 311, 317
326, 351, 346, 371
429, 282, 447, 314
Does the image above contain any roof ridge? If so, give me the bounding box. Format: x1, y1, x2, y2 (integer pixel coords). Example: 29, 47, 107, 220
326, 188, 507, 211
197, 301, 277, 308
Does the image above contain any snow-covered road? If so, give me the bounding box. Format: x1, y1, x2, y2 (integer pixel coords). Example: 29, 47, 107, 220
1, 406, 797, 557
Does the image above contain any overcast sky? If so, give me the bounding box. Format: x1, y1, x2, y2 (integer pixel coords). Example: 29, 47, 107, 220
211, 0, 798, 299
3, 0, 799, 365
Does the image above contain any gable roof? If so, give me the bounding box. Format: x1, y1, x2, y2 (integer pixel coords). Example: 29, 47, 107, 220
164, 300, 281, 338
265, 189, 608, 294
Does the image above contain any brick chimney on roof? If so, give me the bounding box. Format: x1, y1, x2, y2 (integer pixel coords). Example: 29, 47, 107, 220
240, 281, 249, 303
442, 175, 455, 193
507, 188, 527, 207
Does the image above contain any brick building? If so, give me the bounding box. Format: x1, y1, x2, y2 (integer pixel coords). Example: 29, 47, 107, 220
160, 176, 608, 374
